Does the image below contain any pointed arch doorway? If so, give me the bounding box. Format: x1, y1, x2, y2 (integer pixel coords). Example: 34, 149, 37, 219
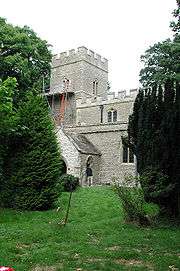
86, 156, 93, 186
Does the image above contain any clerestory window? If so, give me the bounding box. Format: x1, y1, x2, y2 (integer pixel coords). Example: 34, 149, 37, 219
107, 109, 117, 123
93, 80, 98, 95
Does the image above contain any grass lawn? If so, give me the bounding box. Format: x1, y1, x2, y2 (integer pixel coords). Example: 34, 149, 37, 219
0, 187, 180, 271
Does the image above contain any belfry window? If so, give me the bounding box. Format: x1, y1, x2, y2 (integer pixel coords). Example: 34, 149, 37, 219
113, 110, 117, 122
108, 111, 112, 122
123, 145, 134, 163
107, 109, 117, 123
93, 80, 98, 95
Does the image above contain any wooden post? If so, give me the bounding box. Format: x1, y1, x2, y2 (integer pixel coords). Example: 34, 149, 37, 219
63, 185, 73, 226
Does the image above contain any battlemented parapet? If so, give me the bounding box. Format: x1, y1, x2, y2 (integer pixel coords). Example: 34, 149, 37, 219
52, 46, 108, 72
51, 46, 108, 99
76, 88, 138, 107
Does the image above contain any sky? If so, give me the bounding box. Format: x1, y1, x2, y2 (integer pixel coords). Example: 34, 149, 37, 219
0, 0, 177, 92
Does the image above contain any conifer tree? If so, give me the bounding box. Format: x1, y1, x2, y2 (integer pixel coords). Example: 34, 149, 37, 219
1, 95, 62, 210
128, 1, 180, 215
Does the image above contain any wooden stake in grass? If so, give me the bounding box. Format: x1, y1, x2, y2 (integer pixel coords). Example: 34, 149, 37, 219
63, 185, 73, 226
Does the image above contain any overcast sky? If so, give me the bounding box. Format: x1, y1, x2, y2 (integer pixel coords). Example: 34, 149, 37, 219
0, 0, 177, 91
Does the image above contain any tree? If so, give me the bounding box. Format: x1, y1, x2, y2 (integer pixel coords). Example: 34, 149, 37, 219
129, 83, 180, 215
0, 77, 17, 130
0, 18, 52, 102
139, 39, 180, 87
0, 77, 17, 186
170, 0, 180, 36
0, 19, 62, 211
1, 95, 62, 210
128, 2, 180, 216
140, 0, 180, 87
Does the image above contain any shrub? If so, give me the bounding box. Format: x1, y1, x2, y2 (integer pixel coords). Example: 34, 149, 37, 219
143, 202, 160, 219
139, 167, 175, 204
59, 174, 79, 192
113, 175, 160, 226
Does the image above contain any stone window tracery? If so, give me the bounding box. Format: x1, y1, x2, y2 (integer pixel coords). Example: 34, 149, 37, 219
107, 109, 117, 123
123, 145, 134, 163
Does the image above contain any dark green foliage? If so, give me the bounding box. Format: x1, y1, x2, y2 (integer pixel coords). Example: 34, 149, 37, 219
0, 19, 60, 211
128, 81, 180, 215
140, 0, 180, 89
113, 176, 160, 226
59, 174, 79, 192
129, 2, 180, 215
139, 168, 174, 203
0, 17, 52, 102
170, 0, 180, 36
139, 40, 180, 87
0, 77, 18, 190
0, 95, 62, 210
114, 184, 146, 225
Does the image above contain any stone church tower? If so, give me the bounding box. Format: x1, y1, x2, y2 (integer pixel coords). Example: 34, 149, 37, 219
46, 46, 137, 185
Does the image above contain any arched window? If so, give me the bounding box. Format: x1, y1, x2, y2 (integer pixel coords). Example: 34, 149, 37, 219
113, 110, 117, 122
93, 80, 98, 95
62, 77, 70, 90
123, 145, 134, 163
107, 109, 117, 123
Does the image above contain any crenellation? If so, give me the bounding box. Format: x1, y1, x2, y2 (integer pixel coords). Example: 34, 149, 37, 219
75, 88, 138, 108
69, 49, 76, 56
118, 90, 126, 99
130, 88, 138, 98
95, 53, 101, 61
87, 49, 95, 57
60, 51, 68, 58
102, 57, 108, 63
78, 46, 88, 54
51, 47, 108, 72
54, 54, 58, 59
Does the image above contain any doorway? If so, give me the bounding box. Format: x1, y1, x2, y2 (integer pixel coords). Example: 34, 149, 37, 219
61, 160, 67, 175
86, 156, 93, 186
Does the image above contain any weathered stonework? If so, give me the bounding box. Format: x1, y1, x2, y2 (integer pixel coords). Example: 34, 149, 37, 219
56, 129, 81, 177
48, 46, 137, 185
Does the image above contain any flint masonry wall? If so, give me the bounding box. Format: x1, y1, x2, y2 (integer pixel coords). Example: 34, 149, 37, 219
51, 46, 137, 185
51, 46, 108, 99
56, 129, 81, 177
66, 123, 136, 184
84, 130, 135, 183
63, 88, 137, 184
76, 97, 134, 126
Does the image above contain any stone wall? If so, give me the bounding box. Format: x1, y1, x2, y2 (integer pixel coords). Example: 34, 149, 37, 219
80, 61, 108, 99
56, 129, 81, 177
50, 46, 137, 186
65, 124, 136, 184
51, 46, 108, 99
76, 98, 134, 126
84, 130, 135, 184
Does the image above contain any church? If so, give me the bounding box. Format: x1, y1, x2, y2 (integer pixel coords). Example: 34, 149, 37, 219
45, 46, 137, 186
